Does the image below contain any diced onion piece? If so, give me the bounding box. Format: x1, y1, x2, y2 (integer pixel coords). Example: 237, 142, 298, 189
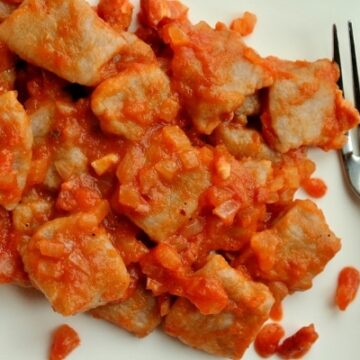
154, 243, 183, 270
36, 240, 68, 258
206, 186, 233, 208
147, 278, 167, 295
181, 217, 205, 238
155, 159, 179, 181
162, 126, 191, 151
116, 145, 145, 184
215, 155, 231, 180
179, 149, 200, 170
157, 295, 171, 317
213, 199, 240, 223
91, 153, 119, 176
118, 184, 150, 214
37, 260, 63, 279
68, 250, 91, 276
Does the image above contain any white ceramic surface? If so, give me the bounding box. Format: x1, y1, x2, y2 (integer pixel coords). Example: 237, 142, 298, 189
1, 0, 360, 359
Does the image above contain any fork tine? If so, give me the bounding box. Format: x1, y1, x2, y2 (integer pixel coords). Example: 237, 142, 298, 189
348, 21, 360, 111
333, 24, 353, 156
335, 23, 360, 199
333, 24, 344, 92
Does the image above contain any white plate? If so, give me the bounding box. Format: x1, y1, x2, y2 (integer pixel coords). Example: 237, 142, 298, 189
1, 0, 360, 359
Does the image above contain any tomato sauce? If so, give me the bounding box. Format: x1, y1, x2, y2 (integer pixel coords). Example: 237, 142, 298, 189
0, 0, 359, 358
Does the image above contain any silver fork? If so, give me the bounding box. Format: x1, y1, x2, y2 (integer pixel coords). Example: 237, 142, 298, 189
333, 22, 360, 198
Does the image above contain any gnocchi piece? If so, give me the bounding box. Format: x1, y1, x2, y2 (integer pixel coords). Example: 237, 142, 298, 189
0, 1, 17, 22
164, 254, 274, 359
12, 189, 54, 282
91, 63, 179, 141
27, 99, 79, 189
116, 126, 211, 242
54, 146, 88, 181
21, 201, 130, 315
26, 99, 60, 188
238, 94, 261, 115
91, 284, 161, 337
106, 31, 156, 72
140, 243, 229, 315
12, 189, 54, 236
29, 100, 56, 145
27, 95, 126, 190
0, 41, 15, 93
213, 129, 316, 203
0, 0, 127, 85
233, 94, 261, 125
165, 21, 273, 134
262, 58, 360, 152
213, 123, 278, 161
0, 91, 32, 210
0, 207, 29, 285
103, 213, 148, 266
28, 97, 96, 189
250, 199, 341, 291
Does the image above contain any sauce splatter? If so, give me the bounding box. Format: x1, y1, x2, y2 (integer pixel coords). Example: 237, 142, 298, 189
49, 324, 80, 360
277, 324, 318, 359
255, 323, 285, 358
336, 266, 360, 311
302, 178, 327, 198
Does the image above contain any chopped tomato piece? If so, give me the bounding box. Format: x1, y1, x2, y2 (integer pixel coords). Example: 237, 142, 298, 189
302, 177, 327, 198
230, 11, 257, 36
103, 213, 149, 266
277, 324, 319, 359
98, 0, 134, 32
49, 324, 80, 360
140, 0, 189, 28
56, 174, 102, 213
255, 323, 285, 358
335, 266, 360, 311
